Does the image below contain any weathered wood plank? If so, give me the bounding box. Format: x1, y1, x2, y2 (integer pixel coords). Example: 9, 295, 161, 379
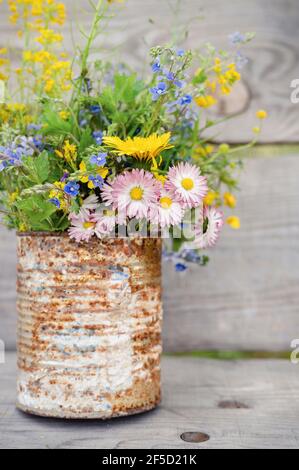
0, 0, 299, 142
0, 353, 298, 449
1, 146, 299, 351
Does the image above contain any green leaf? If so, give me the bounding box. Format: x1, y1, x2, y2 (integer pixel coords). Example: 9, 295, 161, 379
79, 128, 93, 152
16, 194, 57, 228
23, 151, 49, 184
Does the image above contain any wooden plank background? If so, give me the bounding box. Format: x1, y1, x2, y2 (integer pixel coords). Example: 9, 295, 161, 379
2, 353, 299, 449
1, 0, 299, 142
0, 1, 299, 352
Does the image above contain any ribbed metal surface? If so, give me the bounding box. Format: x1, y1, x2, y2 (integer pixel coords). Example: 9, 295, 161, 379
16, 234, 162, 419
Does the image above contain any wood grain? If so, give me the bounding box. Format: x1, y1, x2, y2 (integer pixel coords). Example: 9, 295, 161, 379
0, 0, 299, 142
0, 353, 298, 449
1, 146, 299, 352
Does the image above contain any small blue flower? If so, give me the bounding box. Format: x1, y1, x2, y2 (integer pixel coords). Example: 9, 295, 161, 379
0, 161, 7, 172
179, 94, 193, 106
90, 105, 101, 115
235, 52, 249, 70
166, 101, 179, 113
174, 80, 184, 89
90, 152, 107, 167
93, 130, 103, 145
152, 61, 161, 73
64, 181, 80, 197
88, 175, 104, 188
49, 198, 61, 209
150, 82, 167, 101
175, 263, 188, 273
8, 148, 23, 166
229, 32, 246, 45
82, 78, 92, 93
177, 49, 185, 57
180, 249, 201, 264
33, 136, 44, 150
61, 172, 69, 182
27, 124, 42, 132
79, 119, 88, 128
165, 71, 175, 81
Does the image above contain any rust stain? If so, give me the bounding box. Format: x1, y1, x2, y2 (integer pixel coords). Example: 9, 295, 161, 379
16, 234, 162, 419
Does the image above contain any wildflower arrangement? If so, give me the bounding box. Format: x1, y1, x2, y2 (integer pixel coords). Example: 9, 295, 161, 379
0, 0, 267, 269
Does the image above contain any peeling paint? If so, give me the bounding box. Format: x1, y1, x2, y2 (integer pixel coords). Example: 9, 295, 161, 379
16, 234, 162, 419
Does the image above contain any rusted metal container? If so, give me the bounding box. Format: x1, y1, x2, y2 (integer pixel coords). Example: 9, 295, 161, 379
16, 234, 162, 419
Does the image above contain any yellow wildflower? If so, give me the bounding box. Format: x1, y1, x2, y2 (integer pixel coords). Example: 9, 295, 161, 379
218, 144, 230, 153
256, 110, 268, 120
97, 167, 109, 179
103, 133, 173, 162
253, 127, 261, 134
19, 223, 27, 233
213, 57, 222, 74
204, 191, 220, 206
227, 216, 241, 229
49, 181, 67, 211
195, 95, 217, 108
59, 110, 70, 120
44, 79, 55, 93
223, 192, 237, 209
35, 28, 63, 45
8, 191, 19, 204
154, 173, 167, 185
194, 145, 214, 159
55, 140, 77, 166
79, 162, 89, 184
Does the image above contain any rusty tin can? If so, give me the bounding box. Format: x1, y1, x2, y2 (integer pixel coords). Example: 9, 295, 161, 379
16, 233, 163, 419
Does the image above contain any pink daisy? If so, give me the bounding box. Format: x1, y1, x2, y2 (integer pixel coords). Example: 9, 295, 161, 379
68, 209, 96, 243
151, 190, 184, 228
91, 206, 117, 238
82, 194, 99, 212
101, 169, 161, 220
165, 162, 208, 209
193, 206, 224, 249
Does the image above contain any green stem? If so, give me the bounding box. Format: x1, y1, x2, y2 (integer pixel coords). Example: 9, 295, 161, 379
71, 0, 105, 104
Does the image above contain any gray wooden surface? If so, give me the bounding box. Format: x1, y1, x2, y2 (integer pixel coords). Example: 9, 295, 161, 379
1, 0, 299, 142
0, 353, 298, 449
1, 146, 299, 352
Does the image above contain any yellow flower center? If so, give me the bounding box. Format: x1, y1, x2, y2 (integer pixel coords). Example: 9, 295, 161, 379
103, 210, 115, 217
181, 178, 194, 191
130, 187, 144, 201
160, 196, 173, 209
83, 222, 95, 230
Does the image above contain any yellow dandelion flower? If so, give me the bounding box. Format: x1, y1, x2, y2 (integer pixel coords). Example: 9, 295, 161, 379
103, 132, 173, 162
227, 216, 241, 229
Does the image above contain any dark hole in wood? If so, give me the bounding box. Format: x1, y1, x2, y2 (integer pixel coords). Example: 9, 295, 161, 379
218, 400, 250, 409
180, 432, 210, 443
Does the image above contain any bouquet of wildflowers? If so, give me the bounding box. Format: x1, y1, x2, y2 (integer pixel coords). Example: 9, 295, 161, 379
0, 0, 267, 269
